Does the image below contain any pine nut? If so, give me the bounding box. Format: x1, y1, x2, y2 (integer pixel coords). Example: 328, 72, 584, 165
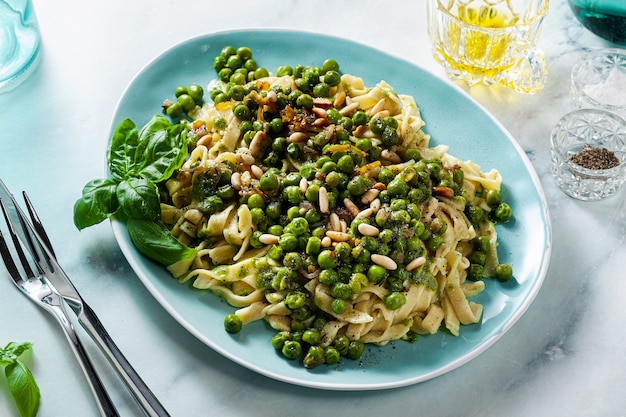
312, 107, 327, 118
357, 223, 379, 237
321, 236, 332, 247
237, 152, 256, 165
381, 149, 402, 163
356, 207, 374, 218
329, 212, 341, 231
231, 172, 242, 190
319, 186, 329, 213
372, 182, 386, 191
250, 164, 264, 179
287, 132, 308, 143
361, 188, 380, 204
371, 254, 397, 270
299, 177, 309, 193
339, 101, 360, 116
249, 131, 266, 156
333, 90, 346, 108
370, 198, 381, 212
266, 90, 278, 103
343, 198, 360, 217
405, 256, 427, 271
259, 234, 279, 245
369, 98, 387, 116
326, 231, 351, 242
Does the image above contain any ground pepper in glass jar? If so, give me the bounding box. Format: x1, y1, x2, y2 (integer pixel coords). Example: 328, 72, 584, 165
569, 144, 620, 170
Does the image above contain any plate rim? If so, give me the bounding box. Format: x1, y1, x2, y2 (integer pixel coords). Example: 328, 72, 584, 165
108, 28, 552, 390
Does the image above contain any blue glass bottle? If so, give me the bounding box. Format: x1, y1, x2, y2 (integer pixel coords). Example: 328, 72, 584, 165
568, 0, 626, 45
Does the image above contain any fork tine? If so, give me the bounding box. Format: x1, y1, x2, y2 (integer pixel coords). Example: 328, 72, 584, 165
0, 199, 36, 280
0, 201, 23, 283
22, 191, 56, 259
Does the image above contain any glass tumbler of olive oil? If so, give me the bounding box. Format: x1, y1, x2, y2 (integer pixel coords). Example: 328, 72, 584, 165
427, 0, 549, 94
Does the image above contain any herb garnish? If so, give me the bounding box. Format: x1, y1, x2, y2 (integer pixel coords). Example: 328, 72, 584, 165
74, 114, 196, 265
1, 342, 40, 417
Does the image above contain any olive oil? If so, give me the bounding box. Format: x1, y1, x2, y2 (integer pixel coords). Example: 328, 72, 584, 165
568, 0, 626, 45
435, 3, 519, 80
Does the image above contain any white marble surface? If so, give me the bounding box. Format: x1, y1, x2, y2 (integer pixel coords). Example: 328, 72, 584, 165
1, 0, 625, 416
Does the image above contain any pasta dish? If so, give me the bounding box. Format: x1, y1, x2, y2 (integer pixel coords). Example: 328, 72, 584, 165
148, 47, 514, 368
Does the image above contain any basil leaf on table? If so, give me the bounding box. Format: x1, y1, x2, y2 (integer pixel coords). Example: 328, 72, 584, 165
1, 342, 40, 417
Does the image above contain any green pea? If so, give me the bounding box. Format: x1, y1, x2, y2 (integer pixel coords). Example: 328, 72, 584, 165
303, 345, 325, 369
265, 201, 282, 220
321, 59, 339, 73
283, 252, 304, 270
349, 272, 369, 293
224, 314, 243, 334
495, 263, 513, 282
385, 292, 406, 310
270, 118, 284, 134
286, 205, 301, 221
250, 207, 265, 225
474, 236, 491, 253
254, 67, 269, 79
244, 58, 258, 72
247, 193, 265, 209
318, 249, 339, 269
279, 233, 299, 251
258, 173, 277, 194
282, 340, 302, 360
294, 93, 313, 109
213, 55, 227, 72
289, 217, 309, 236
304, 208, 321, 224
325, 347, 341, 365
313, 82, 331, 97
323, 70, 341, 87
165, 102, 183, 118
285, 291, 307, 310
333, 335, 350, 355
236, 46, 252, 61
331, 298, 347, 314
334, 242, 351, 261
319, 269, 339, 286
286, 142, 302, 159
493, 203, 513, 223
347, 340, 365, 360
331, 282, 353, 300
276, 65, 293, 76
233, 103, 251, 121
305, 183, 320, 202
302, 329, 321, 345
468, 263, 484, 281
387, 178, 409, 197
221, 45, 236, 57
177, 94, 195, 112
367, 264, 386, 283
337, 154, 355, 174
321, 161, 338, 174
271, 331, 290, 349
268, 245, 284, 261
282, 185, 304, 204
299, 164, 317, 180
347, 176, 370, 196
218, 68, 232, 83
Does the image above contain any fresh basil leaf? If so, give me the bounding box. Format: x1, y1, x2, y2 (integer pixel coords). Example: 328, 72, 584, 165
108, 118, 139, 180
5, 361, 40, 417
73, 178, 120, 230
117, 178, 161, 221
127, 218, 196, 266
135, 116, 187, 182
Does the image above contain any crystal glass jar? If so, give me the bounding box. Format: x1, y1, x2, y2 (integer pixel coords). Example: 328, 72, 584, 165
550, 109, 626, 201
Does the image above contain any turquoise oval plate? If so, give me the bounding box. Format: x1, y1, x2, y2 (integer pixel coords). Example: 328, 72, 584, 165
110, 29, 552, 390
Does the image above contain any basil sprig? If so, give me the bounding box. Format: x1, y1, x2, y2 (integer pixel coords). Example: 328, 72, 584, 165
74, 114, 195, 266
1, 342, 40, 417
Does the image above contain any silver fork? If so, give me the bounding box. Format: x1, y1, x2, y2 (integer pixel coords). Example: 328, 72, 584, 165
0, 199, 119, 417
0, 184, 170, 417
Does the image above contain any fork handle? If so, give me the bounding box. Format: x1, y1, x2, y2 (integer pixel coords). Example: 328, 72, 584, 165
48, 304, 120, 417
78, 302, 171, 417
